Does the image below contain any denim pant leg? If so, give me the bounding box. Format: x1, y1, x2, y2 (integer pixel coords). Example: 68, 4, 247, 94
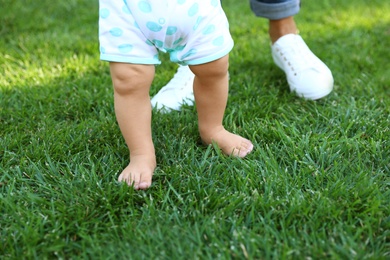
249, 0, 300, 20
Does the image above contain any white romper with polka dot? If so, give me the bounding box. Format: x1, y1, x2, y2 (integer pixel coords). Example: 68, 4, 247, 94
99, 0, 233, 65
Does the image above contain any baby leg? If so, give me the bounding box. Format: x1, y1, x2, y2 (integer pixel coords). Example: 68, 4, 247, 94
190, 56, 253, 158
110, 62, 156, 190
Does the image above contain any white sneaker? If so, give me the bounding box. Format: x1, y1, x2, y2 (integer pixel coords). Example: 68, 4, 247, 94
151, 65, 195, 112
271, 34, 334, 100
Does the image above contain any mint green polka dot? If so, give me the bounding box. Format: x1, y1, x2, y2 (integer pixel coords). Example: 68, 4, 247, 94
152, 39, 164, 48
212, 36, 224, 46
193, 16, 203, 30
202, 24, 215, 35
167, 45, 185, 54
188, 3, 199, 17
211, 0, 218, 7
182, 48, 197, 59
146, 21, 163, 32
118, 44, 133, 53
100, 46, 106, 54
122, 5, 131, 14
110, 27, 123, 37
177, 0, 186, 4
146, 39, 154, 46
138, 1, 152, 13
175, 45, 186, 51
173, 37, 184, 45
100, 8, 110, 19
166, 26, 177, 36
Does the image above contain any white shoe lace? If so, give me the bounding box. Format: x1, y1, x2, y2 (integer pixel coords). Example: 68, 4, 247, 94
274, 37, 314, 76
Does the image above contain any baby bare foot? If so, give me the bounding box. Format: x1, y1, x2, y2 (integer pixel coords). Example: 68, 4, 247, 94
203, 128, 253, 158
118, 155, 156, 190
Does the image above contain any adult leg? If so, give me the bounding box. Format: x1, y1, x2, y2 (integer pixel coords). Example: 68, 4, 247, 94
269, 16, 297, 43
110, 62, 156, 190
249, 0, 299, 43
250, 0, 334, 100
190, 56, 253, 158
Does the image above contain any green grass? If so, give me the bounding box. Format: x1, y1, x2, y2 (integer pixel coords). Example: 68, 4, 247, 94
1, 0, 389, 259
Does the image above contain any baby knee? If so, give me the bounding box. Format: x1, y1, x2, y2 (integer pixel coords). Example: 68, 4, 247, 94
110, 64, 155, 95
190, 55, 229, 78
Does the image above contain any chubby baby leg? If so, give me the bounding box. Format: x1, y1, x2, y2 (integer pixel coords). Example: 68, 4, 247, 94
190, 56, 253, 157
110, 62, 156, 189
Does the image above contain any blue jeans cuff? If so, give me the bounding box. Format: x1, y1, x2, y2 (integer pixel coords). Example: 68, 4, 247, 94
249, 0, 301, 20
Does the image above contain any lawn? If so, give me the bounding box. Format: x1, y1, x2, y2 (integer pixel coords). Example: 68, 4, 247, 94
1, 0, 389, 259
